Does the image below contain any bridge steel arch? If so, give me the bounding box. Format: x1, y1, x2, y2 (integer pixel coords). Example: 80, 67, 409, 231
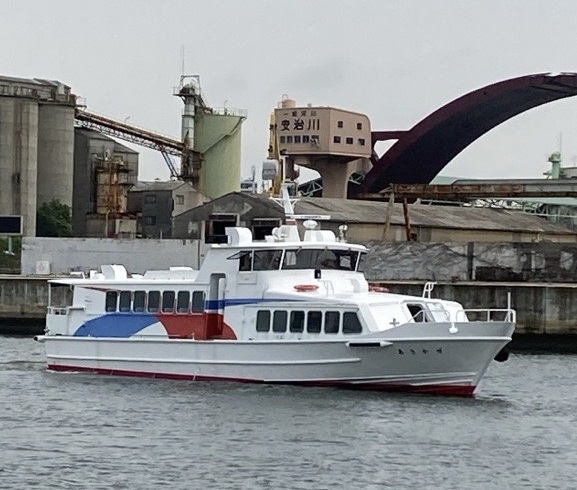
357, 72, 577, 194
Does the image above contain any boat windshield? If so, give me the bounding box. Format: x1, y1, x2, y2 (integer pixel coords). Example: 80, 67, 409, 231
282, 249, 360, 271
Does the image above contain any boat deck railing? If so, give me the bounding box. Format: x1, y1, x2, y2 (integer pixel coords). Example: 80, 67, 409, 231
458, 308, 516, 323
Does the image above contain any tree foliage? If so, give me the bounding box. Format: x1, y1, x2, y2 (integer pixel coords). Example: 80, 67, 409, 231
36, 199, 72, 237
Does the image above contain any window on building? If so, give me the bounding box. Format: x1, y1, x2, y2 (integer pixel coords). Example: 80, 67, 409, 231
273, 310, 287, 332
290, 311, 305, 333
357, 122, 363, 130
148, 290, 160, 313
294, 135, 301, 144
252, 219, 281, 241
192, 291, 205, 313
119, 291, 131, 312
175, 194, 184, 205
337, 121, 344, 128
325, 311, 340, 334
144, 194, 157, 204
177, 291, 190, 313
307, 311, 322, 333
333, 136, 341, 144
311, 111, 317, 116
280, 136, 286, 144
144, 216, 156, 226
206, 214, 238, 244
311, 135, 319, 145
358, 138, 365, 146
343, 312, 363, 334
105, 291, 118, 312
303, 135, 310, 143
286, 135, 293, 144
256, 310, 270, 332
133, 291, 146, 312
346, 137, 353, 145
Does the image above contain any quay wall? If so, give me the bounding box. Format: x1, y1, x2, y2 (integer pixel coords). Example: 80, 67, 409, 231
1, 276, 577, 336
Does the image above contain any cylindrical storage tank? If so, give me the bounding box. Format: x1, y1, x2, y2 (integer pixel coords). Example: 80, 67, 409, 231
0, 96, 39, 236
194, 112, 245, 198
37, 103, 75, 209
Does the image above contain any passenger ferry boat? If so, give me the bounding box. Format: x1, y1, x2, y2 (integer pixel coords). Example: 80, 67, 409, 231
36, 192, 515, 397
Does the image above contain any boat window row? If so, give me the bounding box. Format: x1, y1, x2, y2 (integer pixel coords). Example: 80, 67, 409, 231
231, 249, 367, 272
255, 310, 363, 334
105, 290, 206, 314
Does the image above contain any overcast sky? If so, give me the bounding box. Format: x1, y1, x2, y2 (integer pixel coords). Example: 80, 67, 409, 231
4, 0, 577, 184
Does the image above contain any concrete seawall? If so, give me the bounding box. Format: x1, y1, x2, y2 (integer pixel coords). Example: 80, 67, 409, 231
2, 275, 577, 337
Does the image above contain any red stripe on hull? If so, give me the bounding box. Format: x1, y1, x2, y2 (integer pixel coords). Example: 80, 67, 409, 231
47, 364, 476, 397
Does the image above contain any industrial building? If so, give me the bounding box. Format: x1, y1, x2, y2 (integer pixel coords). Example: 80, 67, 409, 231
172, 192, 577, 244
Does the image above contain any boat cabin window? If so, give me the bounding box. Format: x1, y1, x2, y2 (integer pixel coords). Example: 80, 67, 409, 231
105, 291, 117, 312
256, 310, 270, 332
162, 291, 175, 313
325, 311, 340, 334
282, 249, 360, 271
357, 252, 367, 273
307, 311, 322, 333
343, 312, 363, 334
177, 291, 190, 313
148, 291, 160, 313
253, 249, 283, 271
290, 311, 305, 333
133, 291, 146, 312
192, 291, 205, 313
119, 291, 131, 312
407, 303, 428, 322
239, 251, 252, 271
273, 310, 287, 332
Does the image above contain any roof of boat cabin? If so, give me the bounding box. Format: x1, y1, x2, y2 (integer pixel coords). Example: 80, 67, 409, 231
174, 192, 576, 234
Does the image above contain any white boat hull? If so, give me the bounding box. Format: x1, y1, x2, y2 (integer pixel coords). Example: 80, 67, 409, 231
39, 321, 513, 397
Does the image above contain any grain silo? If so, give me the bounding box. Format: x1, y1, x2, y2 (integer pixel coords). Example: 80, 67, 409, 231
0, 76, 76, 236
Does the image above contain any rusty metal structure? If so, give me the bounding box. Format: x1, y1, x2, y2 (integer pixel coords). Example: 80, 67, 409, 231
355, 72, 577, 195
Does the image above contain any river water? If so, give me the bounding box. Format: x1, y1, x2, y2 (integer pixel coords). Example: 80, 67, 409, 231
1, 336, 576, 490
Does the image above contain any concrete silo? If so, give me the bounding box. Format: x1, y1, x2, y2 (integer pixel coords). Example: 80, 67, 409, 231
37, 97, 76, 208
0, 76, 76, 236
175, 76, 246, 199
0, 84, 39, 236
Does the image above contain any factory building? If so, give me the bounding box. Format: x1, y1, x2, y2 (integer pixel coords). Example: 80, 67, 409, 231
72, 128, 139, 237
0, 76, 76, 235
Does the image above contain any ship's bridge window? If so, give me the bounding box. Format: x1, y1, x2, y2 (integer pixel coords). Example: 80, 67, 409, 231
105, 291, 118, 312
228, 250, 253, 271
133, 290, 146, 312
282, 249, 359, 271
343, 312, 363, 334
148, 291, 160, 313
119, 291, 131, 312
407, 303, 429, 322
253, 249, 283, 271
357, 252, 367, 273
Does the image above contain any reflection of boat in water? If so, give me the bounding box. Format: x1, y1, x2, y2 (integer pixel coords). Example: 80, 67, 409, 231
35, 190, 514, 397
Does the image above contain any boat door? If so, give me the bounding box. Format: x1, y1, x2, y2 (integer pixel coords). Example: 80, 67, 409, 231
206, 273, 226, 337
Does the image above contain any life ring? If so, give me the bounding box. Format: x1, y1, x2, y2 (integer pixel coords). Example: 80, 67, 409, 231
369, 285, 389, 293
294, 284, 319, 292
